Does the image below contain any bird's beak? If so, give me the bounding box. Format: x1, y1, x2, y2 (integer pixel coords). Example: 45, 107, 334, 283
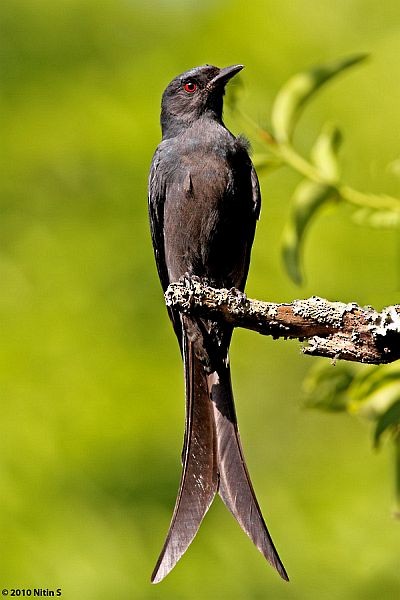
207, 64, 244, 89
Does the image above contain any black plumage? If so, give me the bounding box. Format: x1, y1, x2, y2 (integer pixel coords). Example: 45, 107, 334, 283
148, 64, 288, 584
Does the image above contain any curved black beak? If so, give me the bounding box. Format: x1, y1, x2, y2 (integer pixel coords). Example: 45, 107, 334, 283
207, 64, 244, 89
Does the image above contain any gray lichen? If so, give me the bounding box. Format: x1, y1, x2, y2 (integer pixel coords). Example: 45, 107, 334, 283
293, 296, 358, 328
367, 305, 400, 338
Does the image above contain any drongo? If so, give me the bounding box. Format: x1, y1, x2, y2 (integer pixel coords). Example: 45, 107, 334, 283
148, 64, 288, 584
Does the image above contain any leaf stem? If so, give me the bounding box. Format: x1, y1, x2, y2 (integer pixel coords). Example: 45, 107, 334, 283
339, 186, 400, 212
234, 104, 400, 216
277, 144, 327, 183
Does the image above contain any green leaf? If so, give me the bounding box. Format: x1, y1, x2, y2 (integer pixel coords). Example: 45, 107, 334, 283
352, 207, 400, 228
374, 399, 400, 447
282, 180, 335, 284
303, 362, 355, 412
311, 123, 343, 182
271, 54, 368, 143
349, 369, 400, 420
350, 364, 400, 405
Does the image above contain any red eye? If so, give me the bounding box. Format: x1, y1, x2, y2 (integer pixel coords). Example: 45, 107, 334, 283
184, 81, 197, 93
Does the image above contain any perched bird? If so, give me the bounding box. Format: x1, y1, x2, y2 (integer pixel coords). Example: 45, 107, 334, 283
148, 64, 288, 584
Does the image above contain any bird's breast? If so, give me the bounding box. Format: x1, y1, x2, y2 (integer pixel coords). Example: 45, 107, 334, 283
161, 126, 254, 287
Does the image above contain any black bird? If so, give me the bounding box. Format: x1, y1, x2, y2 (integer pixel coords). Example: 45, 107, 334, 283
148, 64, 288, 584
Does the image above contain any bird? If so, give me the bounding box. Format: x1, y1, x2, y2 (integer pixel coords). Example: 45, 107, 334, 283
148, 63, 288, 584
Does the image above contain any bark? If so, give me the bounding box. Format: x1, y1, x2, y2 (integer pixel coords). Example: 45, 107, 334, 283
165, 279, 400, 364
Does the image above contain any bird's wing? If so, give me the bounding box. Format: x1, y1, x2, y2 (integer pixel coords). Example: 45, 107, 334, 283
233, 161, 261, 292
148, 146, 169, 291
148, 146, 183, 349
251, 163, 262, 219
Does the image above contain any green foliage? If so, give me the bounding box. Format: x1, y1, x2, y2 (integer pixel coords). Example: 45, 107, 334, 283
375, 401, 400, 447
236, 55, 400, 284
303, 362, 355, 412
304, 361, 400, 510
310, 123, 343, 182
271, 54, 367, 144
282, 181, 335, 284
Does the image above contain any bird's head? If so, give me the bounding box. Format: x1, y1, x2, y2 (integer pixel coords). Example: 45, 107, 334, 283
160, 64, 243, 138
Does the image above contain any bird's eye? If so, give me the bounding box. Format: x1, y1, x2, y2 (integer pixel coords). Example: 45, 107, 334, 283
183, 81, 197, 93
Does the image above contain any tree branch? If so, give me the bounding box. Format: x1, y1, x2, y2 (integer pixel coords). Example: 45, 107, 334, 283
165, 279, 400, 364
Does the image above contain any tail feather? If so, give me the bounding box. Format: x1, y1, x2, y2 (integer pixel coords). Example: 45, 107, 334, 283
151, 335, 218, 584
208, 365, 289, 582
152, 326, 288, 583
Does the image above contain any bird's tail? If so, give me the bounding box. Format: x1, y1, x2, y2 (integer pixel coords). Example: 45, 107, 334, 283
151, 326, 288, 584
151, 330, 218, 584
208, 361, 288, 582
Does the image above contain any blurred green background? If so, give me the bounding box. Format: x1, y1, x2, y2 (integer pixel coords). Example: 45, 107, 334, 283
1, 0, 399, 598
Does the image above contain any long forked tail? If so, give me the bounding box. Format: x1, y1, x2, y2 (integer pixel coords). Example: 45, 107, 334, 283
151, 335, 218, 583
151, 335, 288, 583
208, 363, 289, 582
